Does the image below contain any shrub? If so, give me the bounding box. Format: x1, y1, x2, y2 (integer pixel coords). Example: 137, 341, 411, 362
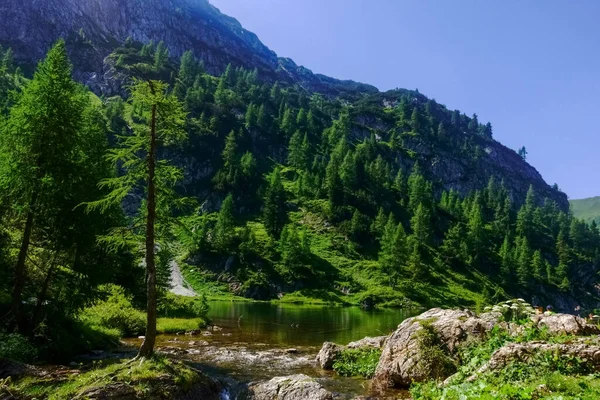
157, 292, 210, 320
0, 333, 37, 362
332, 348, 381, 378
80, 284, 146, 337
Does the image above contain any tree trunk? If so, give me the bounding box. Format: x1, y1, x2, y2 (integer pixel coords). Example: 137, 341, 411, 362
31, 259, 56, 335
11, 189, 38, 334
138, 85, 158, 358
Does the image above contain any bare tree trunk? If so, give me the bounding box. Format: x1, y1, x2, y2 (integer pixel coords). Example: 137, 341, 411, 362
138, 84, 158, 358
12, 189, 38, 334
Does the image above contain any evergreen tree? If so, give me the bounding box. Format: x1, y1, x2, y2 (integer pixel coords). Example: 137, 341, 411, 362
87, 78, 186, 357
264, 168, 287, 238
174, 50, 197, 99
411, 203, 431, 246
215, 194, 235, 252
531, 249, 544, 280
0, 41, 93, 333
154, 41, 169, 70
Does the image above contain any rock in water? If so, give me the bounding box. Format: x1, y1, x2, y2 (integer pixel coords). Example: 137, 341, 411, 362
247, 374, 333, 400
315, 342, 343, 369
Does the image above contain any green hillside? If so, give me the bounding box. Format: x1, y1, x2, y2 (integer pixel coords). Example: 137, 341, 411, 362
570, 197, 600, 224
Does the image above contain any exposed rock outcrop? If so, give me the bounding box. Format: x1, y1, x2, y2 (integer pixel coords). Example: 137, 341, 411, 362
534, 313, 600, 336
247, 374, 333, 400
316, 336, 387, 370
372, 308, 495, 389
473, 341, 600, 377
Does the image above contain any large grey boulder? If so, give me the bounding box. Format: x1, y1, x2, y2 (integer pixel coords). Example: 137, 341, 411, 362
372, 308, 492, 389
247, 374, 333, 400
534, 313, 600, 336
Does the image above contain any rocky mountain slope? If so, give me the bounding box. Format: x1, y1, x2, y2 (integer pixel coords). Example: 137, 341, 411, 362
0, 0, 377, 99
0, 0, 566, 209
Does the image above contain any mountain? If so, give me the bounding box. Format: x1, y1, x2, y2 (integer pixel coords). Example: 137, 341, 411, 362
1, 0, 595, 310
0, 0, 567, 210
0, 0, 377, 100
571, 197, 600, 224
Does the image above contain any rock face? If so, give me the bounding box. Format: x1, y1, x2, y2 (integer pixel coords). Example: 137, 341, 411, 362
0, 0, 376, 99
534, 313, 600, 336
347, 336, 387, 349
0, 0, 569, 210
372, 308, 494, 389
247, 374, 333, 400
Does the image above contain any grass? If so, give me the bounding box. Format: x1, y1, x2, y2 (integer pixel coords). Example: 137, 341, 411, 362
332, 348, 382, 378
6, 356, 206, 400
570, 196, 600, 224
156, 318, 206, 334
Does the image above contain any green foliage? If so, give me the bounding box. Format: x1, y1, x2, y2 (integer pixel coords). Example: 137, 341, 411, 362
79, 285, 146, 337
158, 292, 210, 320
332, 348, 381, 378
0, 333, 37, 362
415, 319, 457, 380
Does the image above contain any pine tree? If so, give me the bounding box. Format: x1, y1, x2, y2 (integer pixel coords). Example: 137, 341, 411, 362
516, 236, 532, 287
531, 250, 544, 280
154, 41, 169, 70
0, 41, 92, 333
87, 78, 186, 357
215, 194, 235, 252
174, 50, 197, 99
264, 168, 287, 238
280, 107, 295, 136
468, 113, 479, 134
411, 106, 422, 133
288, 130, 309, 170
411, 203, 431, 246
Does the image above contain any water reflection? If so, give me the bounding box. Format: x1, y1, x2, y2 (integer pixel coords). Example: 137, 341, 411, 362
207, 301, 416, 347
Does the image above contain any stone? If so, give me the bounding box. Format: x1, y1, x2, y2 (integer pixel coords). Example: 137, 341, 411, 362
315, 342, 343, 369
535, 313, 600, 336
372, 308, 491, 389
473, 342, 600, 377
347, 336, 387, 349
247, 374, 333, 400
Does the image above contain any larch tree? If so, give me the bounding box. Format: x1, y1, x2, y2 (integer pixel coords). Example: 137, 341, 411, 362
87, 78, 186, 358
0, 40, 88, 333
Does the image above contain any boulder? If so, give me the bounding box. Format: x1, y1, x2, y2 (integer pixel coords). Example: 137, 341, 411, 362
315, 342, 343, 369
316, 336, 386, 370
372, 308, 492, 389
472, 341, 600, 379
535, 313, 600, 336
347, 336, 387, 349
247, 374, 333, 400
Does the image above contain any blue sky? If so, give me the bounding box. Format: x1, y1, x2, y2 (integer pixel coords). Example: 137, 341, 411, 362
210, 0, 599, 200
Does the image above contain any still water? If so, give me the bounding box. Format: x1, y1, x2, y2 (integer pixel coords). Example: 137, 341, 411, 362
206, 300, 416, 347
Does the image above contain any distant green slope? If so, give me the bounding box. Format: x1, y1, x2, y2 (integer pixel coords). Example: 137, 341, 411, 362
570, 196, 600, 224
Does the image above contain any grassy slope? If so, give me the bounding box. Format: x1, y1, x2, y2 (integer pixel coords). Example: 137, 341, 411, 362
181, 172, 504, 309
570, 196, 600, 224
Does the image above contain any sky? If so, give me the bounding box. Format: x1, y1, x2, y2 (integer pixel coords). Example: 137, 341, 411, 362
210, 0, 599, 200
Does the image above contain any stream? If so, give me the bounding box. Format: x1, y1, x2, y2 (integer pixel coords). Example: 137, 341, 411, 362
125, 301, 416, 398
